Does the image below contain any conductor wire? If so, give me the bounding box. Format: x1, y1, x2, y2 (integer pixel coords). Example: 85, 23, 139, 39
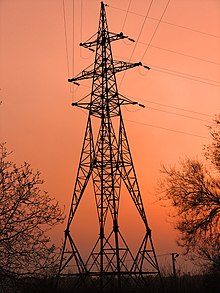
119, 0, 154, 88
63, 0, 70, 78
121, 0, 132, 31
72, 0, 75, 101
141, 0, 171, 62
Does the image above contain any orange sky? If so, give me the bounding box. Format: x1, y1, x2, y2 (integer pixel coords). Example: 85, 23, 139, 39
1, 0, 220, 273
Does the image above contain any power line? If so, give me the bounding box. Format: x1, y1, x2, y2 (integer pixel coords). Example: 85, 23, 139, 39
76, 3, 220, 90
115, 54, 220, 87
121, 0, 132, 31
62, 0, 70, 77
115, 1, 220, 89
140, 0, 171, 61
72, 0, 75, 100
157, 253, 177, 257
80, 0, 83, 44
128, 0, 154, 61
119, 0, 154, 88
77, 84, 215, 118
137, 42, 220, 66
71, 3, 219, 114
133, 98, 213, 118
108, 5, 220, 39
149, 64, 220, 84
80, 0, 86, 59
79, 0, 92, 60
62, 0, 76, 96
146, 106, 211, 123
149, 65, 220, 87
116, 56, 220, 85
124, 119, 209, 139
63, 0, 74, 96
124, 104, 211, 122
159, 18, 220, 39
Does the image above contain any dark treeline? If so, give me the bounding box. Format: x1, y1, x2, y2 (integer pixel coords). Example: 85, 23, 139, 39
1, 274, 219, 293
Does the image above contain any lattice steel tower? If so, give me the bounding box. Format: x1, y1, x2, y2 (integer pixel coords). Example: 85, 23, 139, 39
58, 2, 160, 292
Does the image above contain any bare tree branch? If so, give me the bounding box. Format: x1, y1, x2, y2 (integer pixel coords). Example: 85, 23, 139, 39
158, 117, 220, 271
0, 143, 64, 284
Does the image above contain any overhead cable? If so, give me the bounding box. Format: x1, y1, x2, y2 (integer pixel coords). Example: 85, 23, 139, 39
140, 0, 171, 61
108, 5, 220, 39
146, 106, 211, 123
118, 0, 154, 88
136, 42, 220, 66
149, 65, 220, 87
125, 119, 209, 139
115, 54, 220, 87
121, 0, 132, 31
133, 98, 213, 117
62, 0, 70, 77
72, 0, 75, 100
78, 83, 216, 118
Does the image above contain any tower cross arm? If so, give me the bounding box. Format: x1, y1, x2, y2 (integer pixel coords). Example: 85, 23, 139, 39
80, 32, 134, 51
68, 64, 94, 83
113, 60, 150, 74
108, 32, 133, 43
68, 60, 150, 84
119, 94, 146, 108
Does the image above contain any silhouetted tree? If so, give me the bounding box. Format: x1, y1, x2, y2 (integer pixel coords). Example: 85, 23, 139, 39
158, 116, 220, 270
0, 143, 64, 288
204, 115, 220, 170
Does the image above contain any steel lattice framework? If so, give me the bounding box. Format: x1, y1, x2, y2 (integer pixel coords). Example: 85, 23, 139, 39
58, 2, 160, 292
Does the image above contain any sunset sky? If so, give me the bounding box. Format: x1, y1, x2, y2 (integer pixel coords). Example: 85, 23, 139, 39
1, 0, 220, 273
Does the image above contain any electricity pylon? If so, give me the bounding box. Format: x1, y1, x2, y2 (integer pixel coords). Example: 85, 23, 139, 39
57, 2, 160, 292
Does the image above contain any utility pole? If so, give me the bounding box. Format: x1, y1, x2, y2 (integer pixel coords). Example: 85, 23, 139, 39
57, 2, 161, 292
171, 253, 179, 280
